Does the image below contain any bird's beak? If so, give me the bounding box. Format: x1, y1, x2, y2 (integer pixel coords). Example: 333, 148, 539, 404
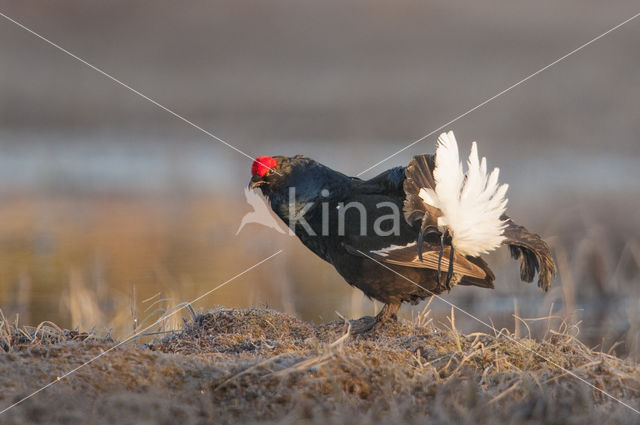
249, 174, 266, 190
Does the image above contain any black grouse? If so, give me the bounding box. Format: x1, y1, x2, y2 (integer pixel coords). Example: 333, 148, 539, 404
249, 131, 556, 331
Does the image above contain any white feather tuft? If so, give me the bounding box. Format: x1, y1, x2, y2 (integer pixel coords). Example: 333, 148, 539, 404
372, 242, 417, 256
418, 131, 508, 256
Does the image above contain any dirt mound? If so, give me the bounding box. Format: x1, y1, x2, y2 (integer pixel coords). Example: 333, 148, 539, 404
1, 307, 640, 424
155, 307, 316, 355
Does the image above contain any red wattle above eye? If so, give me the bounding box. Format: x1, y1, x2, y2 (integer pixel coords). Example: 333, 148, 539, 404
251, 156, 277, 177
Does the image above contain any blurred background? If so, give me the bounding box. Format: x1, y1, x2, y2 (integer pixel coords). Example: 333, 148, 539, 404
1, 1, 639, 357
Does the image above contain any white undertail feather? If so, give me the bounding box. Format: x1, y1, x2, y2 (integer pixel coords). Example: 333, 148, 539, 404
419, 131, 508, 256
372, 242, 417, 256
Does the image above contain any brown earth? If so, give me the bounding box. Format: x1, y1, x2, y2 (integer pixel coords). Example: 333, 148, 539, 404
1, 307, 639, 424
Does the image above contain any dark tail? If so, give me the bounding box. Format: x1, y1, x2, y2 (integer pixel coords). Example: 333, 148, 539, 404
459, 256, 495, 289
402, 154, 438, 226
502, 217, 556, 291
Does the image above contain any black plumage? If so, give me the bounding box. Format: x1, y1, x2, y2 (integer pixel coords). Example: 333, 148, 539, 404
249, 153, 556, 329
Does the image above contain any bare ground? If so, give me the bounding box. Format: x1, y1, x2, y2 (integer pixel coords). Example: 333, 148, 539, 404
1, 307, 639, 425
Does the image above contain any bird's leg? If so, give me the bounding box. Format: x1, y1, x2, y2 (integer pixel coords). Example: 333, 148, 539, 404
375, 303, 401, 324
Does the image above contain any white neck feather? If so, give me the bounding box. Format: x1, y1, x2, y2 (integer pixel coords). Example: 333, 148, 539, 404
419, 131, 508, 256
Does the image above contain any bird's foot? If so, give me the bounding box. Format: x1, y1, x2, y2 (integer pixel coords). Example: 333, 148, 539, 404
349, 303, 401, 335
349, 316, 377, 335
348, 316, 395, 335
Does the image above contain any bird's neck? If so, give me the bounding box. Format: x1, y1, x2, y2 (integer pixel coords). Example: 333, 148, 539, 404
268, 162, 351, 226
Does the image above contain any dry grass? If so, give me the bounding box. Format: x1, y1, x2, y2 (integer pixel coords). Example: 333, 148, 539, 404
2, 193, 640, 360
0, 194, 344, 337
1, 306, 639, 424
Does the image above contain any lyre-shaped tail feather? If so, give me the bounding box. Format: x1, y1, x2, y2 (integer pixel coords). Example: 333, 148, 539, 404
502, 217, 556, 291
403, 154, 438, 227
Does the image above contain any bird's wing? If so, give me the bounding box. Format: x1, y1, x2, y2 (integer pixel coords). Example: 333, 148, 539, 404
501, 217, 556, 291
344, 242, 487, 279
355, 166, 407, 196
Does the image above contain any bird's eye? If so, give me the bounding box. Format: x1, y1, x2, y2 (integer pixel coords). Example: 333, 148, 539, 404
268, 168, 275, 175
